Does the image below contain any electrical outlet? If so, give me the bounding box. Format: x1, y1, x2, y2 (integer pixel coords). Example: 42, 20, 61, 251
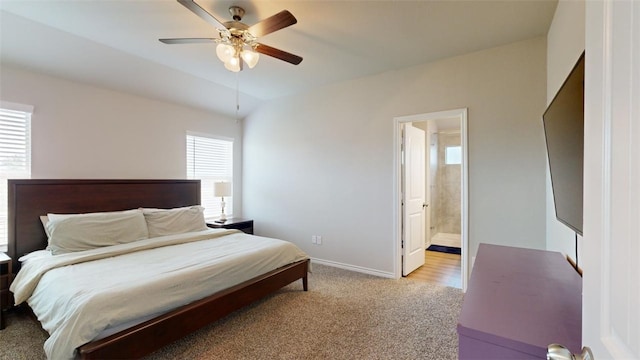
311, 235, 317, 244
316, 236, 322, 245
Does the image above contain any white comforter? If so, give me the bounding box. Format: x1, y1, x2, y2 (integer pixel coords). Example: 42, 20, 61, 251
10, 229, 308, 360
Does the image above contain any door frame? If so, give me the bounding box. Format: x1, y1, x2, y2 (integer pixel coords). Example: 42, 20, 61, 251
582, 0, 639, 357
393, 108, 469, 291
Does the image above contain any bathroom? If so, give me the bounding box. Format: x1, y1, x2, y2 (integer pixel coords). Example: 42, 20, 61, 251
415, 119, 461, 252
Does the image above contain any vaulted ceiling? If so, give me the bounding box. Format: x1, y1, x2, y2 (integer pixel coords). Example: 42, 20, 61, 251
0, 1, 557, 118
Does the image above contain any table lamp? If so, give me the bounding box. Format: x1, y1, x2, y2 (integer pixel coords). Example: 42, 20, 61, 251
213, 181, 231, 223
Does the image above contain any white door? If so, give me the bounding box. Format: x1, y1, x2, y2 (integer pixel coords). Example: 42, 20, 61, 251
402, 123, 426, 276
582, 1, 640, 358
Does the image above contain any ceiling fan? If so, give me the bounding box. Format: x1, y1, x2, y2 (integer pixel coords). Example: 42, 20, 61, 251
160, 0, 303, 72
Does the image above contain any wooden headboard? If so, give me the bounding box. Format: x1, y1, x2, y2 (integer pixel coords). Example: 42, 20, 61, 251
7, 179, 201, 271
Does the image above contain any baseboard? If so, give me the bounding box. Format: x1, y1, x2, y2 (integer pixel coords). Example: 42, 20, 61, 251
310, 258, 395, 279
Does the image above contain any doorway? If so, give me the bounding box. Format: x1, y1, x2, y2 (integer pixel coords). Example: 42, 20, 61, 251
393, 108, 469, 291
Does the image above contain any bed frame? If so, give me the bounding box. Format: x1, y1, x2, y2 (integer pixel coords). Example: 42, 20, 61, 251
7, 179, 309, 359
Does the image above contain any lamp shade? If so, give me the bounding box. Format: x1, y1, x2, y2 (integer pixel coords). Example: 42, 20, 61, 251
216, 43, 234, 63
241, 48, 259, 68
224, 56, 241, 72
213, 181, 232, 197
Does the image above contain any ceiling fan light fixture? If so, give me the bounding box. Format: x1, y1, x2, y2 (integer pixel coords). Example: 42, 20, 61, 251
216, 43, 234, 63
162, 2, 302, 72
241, 48, 259, 69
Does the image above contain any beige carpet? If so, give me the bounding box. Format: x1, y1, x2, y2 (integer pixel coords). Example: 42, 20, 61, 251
0, 264, 463, 360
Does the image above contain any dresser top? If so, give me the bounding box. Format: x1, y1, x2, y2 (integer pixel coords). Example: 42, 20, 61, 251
458, 243, 582, 357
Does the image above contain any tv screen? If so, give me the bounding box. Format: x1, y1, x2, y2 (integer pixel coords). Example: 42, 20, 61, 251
543, 52, 584, 235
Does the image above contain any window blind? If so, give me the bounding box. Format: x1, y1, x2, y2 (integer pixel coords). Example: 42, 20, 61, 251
0, 102, 33, 250
186, 134, 233, 219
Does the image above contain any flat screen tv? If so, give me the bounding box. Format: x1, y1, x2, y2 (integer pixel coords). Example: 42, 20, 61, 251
543, 52, 585, 235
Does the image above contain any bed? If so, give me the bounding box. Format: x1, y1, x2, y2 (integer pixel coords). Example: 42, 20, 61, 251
6, 179, 310, 359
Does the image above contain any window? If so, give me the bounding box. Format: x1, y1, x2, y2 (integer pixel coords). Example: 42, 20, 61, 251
445, 145, 462, 165
186, 133, 233, 220
0, 102, 33, 251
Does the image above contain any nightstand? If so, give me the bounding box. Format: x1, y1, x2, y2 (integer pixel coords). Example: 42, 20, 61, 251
0, 252, 12, 330
207, 218, 254, 235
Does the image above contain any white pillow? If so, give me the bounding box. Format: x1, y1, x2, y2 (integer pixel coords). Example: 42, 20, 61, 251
40, 215, 51, 238
142, 206, 207, 238
46, 209, 149, 255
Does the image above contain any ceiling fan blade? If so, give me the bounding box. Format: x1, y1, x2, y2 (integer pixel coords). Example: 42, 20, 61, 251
248, 10, 297, 38
255, 43, 303, 65
159, 38, 216, 44
177, 0, 226, 29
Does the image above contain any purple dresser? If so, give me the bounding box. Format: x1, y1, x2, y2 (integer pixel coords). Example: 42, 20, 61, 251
457, 244, 582, 359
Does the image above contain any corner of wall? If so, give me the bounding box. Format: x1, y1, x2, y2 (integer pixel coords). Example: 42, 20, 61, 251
545, 0, 585, 258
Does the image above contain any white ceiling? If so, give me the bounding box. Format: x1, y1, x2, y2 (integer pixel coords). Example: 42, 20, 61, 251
0, 0, 557, 118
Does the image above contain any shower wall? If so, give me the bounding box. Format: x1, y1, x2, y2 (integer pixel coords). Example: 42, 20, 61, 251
431, 132, 461, 236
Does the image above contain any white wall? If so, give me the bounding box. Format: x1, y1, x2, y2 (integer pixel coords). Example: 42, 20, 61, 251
545, 0, 585, 260
243, 37, 548, 276
0, 65, 244, 214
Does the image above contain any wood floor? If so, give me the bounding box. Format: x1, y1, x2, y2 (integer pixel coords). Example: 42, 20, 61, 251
405, 250, 462, 288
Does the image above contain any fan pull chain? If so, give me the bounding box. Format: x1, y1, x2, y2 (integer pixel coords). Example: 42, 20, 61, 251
235, 72, 240, 122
